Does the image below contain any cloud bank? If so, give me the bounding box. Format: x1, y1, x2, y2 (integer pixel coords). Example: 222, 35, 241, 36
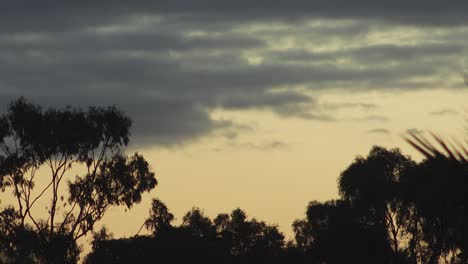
1, 2, 467, 146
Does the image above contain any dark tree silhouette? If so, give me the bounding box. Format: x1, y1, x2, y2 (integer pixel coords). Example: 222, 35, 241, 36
404, 132, 468, 263
0, 98, 157, 263
0, 205, 37, 263
338, 146, 416, 263
84, 206, 286, 261
182, 207, 216, 239
293, 199, 393, 263
214, 208, 285, 256
143, 198, 174, 235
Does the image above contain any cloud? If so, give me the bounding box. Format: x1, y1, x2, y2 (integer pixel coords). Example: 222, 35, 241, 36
367, 128, 390, 135
321, 102, 378, 111
271, 43, 464, 64
405, 128, 424, 135
2, 1, 468, 35
216, 91, 315, 119
429, 109, 459, 116
350, 115, 390, 122
1, 2, 467, 146
222, 140, 289, 151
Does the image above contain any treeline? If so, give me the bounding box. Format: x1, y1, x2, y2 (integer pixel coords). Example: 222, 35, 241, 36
85, 206, 286, 262
1, 98, 467, 263
85, 145, 468, 263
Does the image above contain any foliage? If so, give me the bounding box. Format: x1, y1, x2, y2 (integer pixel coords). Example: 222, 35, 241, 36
0, 98, 157, 263
404, 132, 468, 263
292, 199, 393, 263
144, 198, 174, 235
293, 144, 468, 263
182, 207, 216, 239
85, 207, 285, 262
338, 146, 415, 262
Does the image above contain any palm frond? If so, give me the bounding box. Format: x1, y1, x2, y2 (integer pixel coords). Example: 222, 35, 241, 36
405, 131, 468, 163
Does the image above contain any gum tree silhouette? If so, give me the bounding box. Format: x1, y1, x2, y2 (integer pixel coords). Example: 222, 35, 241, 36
214, 208, 285, 256
84, 206, 285, 262
0, 98, 157, 263
404, 132, 468, 263
142, 198, 174, 235
290, 143, 468, 264
293, 199, 393, 263
182, 207, 217, 239
338, 146, 416, 263
292, 146, 423, 263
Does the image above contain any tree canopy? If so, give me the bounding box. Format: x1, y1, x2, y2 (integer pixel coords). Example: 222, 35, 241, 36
0, 98, 157, 263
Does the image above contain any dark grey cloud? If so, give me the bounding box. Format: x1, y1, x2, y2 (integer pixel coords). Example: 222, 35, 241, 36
2, 1, 468, 34
122, 100, 232, 148
215, 91, 333, 120
1, 2, 467, 146
0, 94, 227, 148
0, 31, 264, 54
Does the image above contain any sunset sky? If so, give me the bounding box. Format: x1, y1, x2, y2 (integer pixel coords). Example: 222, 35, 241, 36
1, 1, 468, 244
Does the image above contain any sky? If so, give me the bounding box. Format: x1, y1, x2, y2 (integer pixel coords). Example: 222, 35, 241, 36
1, 1, 468, 245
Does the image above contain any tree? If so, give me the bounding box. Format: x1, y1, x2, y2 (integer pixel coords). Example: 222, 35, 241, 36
181, 207, 216, 239
292, 218, 313, 252
84, 206, 286, 261
293, 199, 393, 263
338, 145, 415, 263
0, 205, 38, 263
0, 98, 157, 262
214, 208, 285, 256
144, 198, 174, 235
405, 132, 468, 263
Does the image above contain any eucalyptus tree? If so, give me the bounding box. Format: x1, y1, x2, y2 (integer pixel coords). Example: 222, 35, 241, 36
293, 199, 393, 263
143, 198, 174, 236
338, 146, 416, 262
405, 131, 468, 263
0, 97, 157, 262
